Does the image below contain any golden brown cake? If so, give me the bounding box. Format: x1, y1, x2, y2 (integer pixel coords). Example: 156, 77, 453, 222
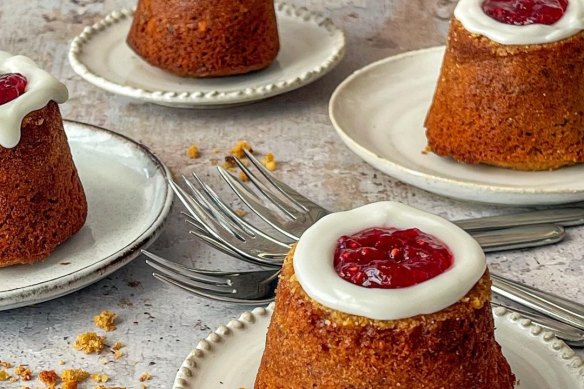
425, 0, 584, 171
126, 0, 280, 77
0, 52, 87, 267
255, 202, 515, 389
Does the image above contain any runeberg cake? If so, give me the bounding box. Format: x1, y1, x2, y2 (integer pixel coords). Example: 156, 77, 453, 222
126, 0, 280, 77
0, 51, 87, 267
255, 202, 515, 389
425, 0, 584, 170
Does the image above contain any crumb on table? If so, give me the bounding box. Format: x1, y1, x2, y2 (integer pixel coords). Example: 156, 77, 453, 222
61, 369, 90, 383
61, 381, 78, 389
139, 372, 152, 382
230, 140, 253, 158
234, 208, 247, 217
91, 373, 109, 383
0, 369, 11, 381
94, 311, 117, 332
0, 361, 13, 369
187, 144, 200, 159
39, 370, 59, 388
14, 365, 32, 381
74, 332, 106, 354
262, 152, 276, 171
111, 341, 124, 359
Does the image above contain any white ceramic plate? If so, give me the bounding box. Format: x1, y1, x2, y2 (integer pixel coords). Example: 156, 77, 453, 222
173, 304, 584, 389
0, 120, 172, 311
329, 46, 584, 205
68, 4, 346, 108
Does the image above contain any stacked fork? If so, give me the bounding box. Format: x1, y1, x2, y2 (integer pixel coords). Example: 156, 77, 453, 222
143, 149, 584, 345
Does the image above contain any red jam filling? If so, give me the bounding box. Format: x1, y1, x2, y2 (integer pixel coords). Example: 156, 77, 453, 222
482, 0, 568, 25
0, 73, 27, 105
334, 227, 453, 289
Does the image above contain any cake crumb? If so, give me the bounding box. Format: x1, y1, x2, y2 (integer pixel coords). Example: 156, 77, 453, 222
262, 153, 276, 171
187, 144, 200, 159
223, 156, 237, 170
239, 171, 249, 182
0, 361, 13, 369
14, 365, 32, 381
91, 373, 109, 383
0, 370, 11, 381
234, 208, 247, 217
230, 140, 253, 158
58, 360, 66, 366
139, 372, 152, 382
94, 310, 117, 332
61, 369, 90, 382
74, 332, 106, 354
111, 341, 124, 359
61, 381, 78, 389
39, 370, 59, 388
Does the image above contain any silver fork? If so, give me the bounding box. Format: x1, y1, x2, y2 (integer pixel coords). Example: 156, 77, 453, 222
173, 151, 584, 331
142, 250, 279, 305
172, 168, 567, 268
142, 250, 584, 346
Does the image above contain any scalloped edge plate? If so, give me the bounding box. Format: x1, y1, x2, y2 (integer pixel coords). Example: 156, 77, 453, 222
329, 46, 584, 205
0, 120, 173, 311
173, 304, 584, 389
68, 3, 346, 108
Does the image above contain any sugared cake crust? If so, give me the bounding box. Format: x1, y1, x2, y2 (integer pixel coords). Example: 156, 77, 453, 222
254, 249, 515, 389
425, 18, 584, 170
126, 0, 280, 77
0, 102, 87, 266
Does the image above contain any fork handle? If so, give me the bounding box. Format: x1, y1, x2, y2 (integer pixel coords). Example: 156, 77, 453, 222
491, 273, 584, 331
470, 224, 564, 252
454, 208, 584, 231
491, 302, 584, 346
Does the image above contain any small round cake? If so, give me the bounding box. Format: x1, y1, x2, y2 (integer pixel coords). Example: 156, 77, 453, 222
255, 202, 515, 389
126, 0, 280, 77
0, 51, 87, 267
425, 0, 584, 171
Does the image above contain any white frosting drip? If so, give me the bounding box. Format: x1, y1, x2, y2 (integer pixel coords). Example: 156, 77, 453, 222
293, 202, 486, 321
455, 0, 584, 45
0, 51, 68, 148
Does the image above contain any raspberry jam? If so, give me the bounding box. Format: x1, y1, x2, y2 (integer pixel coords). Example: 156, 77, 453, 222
334, 227, 453, 289
0, 73, 27, 105
482, 0, 568, 25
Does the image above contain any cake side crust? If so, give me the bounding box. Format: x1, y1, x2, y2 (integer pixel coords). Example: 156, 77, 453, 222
255, 247, 515, 389
0, 101, 88, 267
425, 19, 584, 171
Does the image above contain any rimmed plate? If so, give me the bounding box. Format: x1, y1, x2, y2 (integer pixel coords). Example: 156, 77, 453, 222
0, 120, 173, 311
173, 304, 584, 389
68, 4, 346, 108
329, 46, 584, 205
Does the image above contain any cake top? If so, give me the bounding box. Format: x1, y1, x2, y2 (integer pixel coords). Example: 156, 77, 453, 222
455, 0, 584, 45
0, 51, 68, 148
293, 201, 486, 321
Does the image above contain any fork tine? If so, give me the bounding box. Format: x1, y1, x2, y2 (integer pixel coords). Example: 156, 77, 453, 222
153, 273, 275, 305
142, 249, 231, 285
147, 262, 235, 294
191, 172, 294, 247
217, 167, 302, 240
182, 175, 250, 240
230, 156, 301, 219
243, 148, 330, 213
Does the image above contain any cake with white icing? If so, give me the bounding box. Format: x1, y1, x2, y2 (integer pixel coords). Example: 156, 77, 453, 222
0, 51, 87, 267
425, 0, 584, 171
255, 202, 515, 389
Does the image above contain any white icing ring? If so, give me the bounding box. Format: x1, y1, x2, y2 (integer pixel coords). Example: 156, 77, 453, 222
0, 51, 68, 148
455, 0, 584, 45
293, 202, 486, 321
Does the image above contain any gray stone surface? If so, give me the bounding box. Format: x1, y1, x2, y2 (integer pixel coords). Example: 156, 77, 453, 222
0, 0, 582, 388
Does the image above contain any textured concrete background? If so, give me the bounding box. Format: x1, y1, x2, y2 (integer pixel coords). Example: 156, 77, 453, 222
0, 0, 582, 388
